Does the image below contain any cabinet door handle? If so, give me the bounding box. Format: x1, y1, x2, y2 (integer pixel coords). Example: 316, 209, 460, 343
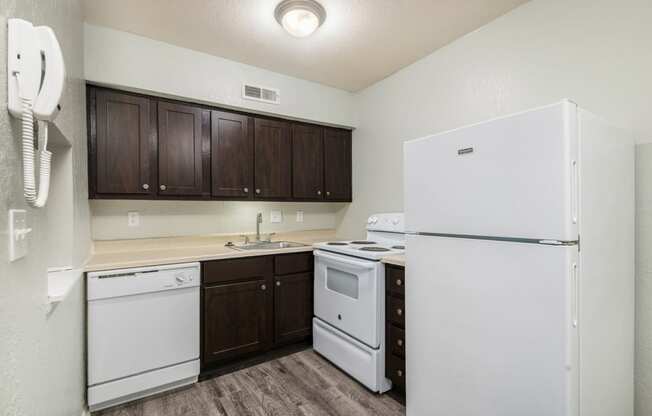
326, 191, 331, 196
276, 281, 281, 287
243, 187, 249, 193
160, 184, 167, 191
396, 279, 402, 286
261, 284, 267, 291
397, 369, 403, 378
397, 339, 403, 347
255, 188, 261, 194
142, 183, 149, 190
396, 308, 403, 316
317, 190, 322, 195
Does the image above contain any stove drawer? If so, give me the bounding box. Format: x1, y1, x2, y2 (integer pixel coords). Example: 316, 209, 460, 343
389, 297, 405, 328
386, 266, 405, 297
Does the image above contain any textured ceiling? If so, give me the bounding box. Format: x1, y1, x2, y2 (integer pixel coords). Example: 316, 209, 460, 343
83, 0, 528, 92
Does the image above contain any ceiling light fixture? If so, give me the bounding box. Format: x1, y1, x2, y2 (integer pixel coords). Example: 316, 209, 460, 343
275, 0, 326, 38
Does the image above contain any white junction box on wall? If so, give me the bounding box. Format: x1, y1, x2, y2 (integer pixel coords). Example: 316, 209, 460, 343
9, 209, 31, 262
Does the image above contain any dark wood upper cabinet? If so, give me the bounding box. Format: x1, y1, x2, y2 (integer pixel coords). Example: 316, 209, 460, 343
274, 272, 313, 345
88, 86, 352, 202
158, 101, 206, 196
203, 280, 271, 363
91, 89, 153, 196
211, 111, 253, 199
254, 118, 292, 199
323, 128, 352, 201
292, 124, 324, 200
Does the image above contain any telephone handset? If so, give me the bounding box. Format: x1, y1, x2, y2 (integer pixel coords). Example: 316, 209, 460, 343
7, 18, 66, 208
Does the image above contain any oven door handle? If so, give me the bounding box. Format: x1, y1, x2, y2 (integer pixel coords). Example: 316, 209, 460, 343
314, 250, 377, 270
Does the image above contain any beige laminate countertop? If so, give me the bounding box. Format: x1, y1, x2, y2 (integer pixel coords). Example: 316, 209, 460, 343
85, 229, 337, 272
381, 254, 406, 267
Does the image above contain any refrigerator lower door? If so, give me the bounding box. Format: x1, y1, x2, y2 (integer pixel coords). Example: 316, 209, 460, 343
406, 234, 579, 416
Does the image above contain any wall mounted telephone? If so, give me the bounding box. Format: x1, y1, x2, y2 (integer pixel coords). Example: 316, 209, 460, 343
7, 18, 65, 208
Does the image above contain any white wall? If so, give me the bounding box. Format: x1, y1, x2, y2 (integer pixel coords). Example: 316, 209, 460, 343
91, 200, 345, 240
0, 0, 91, 415
84, 24, 356, 128
342, 0, 652, 413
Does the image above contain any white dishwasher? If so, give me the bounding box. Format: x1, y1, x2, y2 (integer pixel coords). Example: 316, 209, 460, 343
87, 262, 200, 411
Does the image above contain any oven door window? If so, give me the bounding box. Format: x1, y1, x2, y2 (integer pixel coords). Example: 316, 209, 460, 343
326, 267, 359, 299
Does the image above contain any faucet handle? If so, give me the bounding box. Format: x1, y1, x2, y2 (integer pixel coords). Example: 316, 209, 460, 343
240, 234, 250, 244
264, 232, 276, 242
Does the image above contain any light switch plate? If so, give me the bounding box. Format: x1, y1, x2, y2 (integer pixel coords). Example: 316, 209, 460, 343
127, 211, 140, 227
9, 209, 29, 262
270, 210, 283, 223
296, 211, 304, 223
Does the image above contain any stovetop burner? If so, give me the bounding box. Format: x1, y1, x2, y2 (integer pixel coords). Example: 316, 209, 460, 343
327, 242, 348, 246
392, 245, 405, 250
350, 241, 377, 245
359, 246, 390, 252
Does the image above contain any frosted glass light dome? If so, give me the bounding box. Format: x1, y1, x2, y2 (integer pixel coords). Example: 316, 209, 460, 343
275, 0, 326, 38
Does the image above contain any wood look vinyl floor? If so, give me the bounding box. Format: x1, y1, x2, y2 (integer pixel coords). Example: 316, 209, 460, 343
94, 349, 405, 416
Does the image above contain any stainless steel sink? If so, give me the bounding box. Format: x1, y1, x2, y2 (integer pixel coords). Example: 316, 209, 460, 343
229, 241, 307, 251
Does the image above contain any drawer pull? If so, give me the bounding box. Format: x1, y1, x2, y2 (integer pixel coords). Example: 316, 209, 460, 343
396, 279, 402, 286
396, 308, 403, 316
397, 339, 403, 347
397, 369, 403, 378
243, 187, 249, 193
276, 281, 281, 287
261, 284, 267, 291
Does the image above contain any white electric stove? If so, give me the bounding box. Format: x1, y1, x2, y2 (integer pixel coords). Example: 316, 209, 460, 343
312, 213, 405, 393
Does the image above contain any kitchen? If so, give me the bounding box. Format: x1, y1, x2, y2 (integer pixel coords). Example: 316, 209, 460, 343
1, 1, 650, 416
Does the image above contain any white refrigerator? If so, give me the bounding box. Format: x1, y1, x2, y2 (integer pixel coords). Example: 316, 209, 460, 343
404, 101, 634, 416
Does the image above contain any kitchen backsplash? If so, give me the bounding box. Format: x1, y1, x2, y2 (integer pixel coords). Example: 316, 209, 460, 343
90, 200, 346, 240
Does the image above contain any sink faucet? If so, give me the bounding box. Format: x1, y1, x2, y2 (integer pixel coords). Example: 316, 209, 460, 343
256, 212, 263, 242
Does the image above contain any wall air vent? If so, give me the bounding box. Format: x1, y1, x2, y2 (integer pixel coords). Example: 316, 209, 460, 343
242, 83, 280, 105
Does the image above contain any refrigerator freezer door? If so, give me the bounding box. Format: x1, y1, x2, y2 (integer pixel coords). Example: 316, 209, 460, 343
406, 234, 579, 416
404, 101, 578, 241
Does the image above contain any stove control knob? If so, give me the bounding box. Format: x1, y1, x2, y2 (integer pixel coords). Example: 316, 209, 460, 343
392, 218, 399, 225
367, 218, 374, 224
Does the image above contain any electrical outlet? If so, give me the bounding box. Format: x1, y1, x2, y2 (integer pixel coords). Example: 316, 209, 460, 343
270, 210, 283, 223
296, 211, 304, 223
127, 211, 140, 227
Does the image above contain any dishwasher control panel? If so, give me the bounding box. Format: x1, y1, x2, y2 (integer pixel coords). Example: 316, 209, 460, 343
87, 262, 200, 301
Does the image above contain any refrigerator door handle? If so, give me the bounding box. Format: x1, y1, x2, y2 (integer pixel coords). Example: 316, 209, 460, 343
571, 262, 579, 328
571, 160, 578, 224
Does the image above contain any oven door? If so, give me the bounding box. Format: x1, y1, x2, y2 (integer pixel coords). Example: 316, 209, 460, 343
314, 249, 384, 348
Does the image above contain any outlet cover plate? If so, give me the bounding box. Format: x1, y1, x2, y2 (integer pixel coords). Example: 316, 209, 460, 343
270, 210, 282, 223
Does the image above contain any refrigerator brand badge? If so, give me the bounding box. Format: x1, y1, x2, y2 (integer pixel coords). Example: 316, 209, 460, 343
458, 147, 474, 155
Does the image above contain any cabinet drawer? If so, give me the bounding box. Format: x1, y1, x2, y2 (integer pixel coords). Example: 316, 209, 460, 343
387, 354, 406, 390
274, 252, 313, 275
389, 297, 405, 328
386, 266, 405, 296
203, 256, 273, 285
388, 324, 405, 358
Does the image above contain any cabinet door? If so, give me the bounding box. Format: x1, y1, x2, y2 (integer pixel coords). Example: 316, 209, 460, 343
292, 124, 324, 200
323, 128, 352, 201
254, 118, 291, 199
158, 101, 206, 196
274, 272, 313, 345
211, 111, 253, 198
203, 280, 271, 363
93, 89, 153, 196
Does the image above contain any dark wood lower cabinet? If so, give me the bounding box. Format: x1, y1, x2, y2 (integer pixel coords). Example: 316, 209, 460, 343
203, 280, 271, 363
201, 253, 314, 373
274, 272, 313, 345
386, 264, 406, 400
